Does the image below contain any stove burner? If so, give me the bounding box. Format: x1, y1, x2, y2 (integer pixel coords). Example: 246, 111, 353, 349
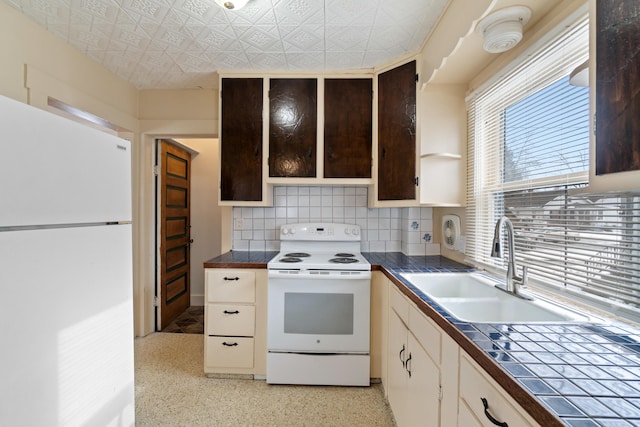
279, 257, 303, 263
329, 257, 358, 264
284, 252, 311, 258
335, 253, 355, 258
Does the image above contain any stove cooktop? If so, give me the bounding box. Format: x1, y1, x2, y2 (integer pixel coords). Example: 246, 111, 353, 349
268, 223, 369, 271
269, 251, 370, 270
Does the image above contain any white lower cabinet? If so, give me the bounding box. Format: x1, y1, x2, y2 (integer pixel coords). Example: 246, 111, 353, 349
387, 286, 442, 427
204, 269, 267, 376
385, 282, 539, 427
458, 399, 484, 427
459, 353, 541, 427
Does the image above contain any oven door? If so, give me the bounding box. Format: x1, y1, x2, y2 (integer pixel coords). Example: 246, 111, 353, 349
267, 270, 371, 354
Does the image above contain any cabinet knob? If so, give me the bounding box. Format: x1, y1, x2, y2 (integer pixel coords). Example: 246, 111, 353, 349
481, 397, 509, 427
399, 344, 406, 367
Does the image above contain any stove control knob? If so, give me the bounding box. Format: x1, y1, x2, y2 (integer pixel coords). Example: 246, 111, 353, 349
344, 228, 351, 235
282, 228, 289, 235
290, 228, 296, 234
352, 228, 360, 236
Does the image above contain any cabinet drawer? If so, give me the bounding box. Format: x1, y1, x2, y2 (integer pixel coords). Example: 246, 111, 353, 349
409, 305, 441, 365
460, 354, 536, 427
205, 336, 254, 369
206, 304, 255, 336
207, 270, 255, 303
458, 399, 483, 427
389, 285, 409, 325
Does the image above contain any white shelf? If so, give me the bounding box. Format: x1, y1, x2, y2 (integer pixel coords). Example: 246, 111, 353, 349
420, 153, 462, 159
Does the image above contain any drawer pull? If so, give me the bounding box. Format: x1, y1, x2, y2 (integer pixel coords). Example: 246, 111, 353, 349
481, 398, 508, 427
399, 344, 406, 367
405, 352, 412, 378
223, 310, 240, 314
223, 276, 240, 281
222, 342, 239, 347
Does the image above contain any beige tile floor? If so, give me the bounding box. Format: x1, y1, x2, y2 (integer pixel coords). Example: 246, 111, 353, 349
135, 333, 396, 426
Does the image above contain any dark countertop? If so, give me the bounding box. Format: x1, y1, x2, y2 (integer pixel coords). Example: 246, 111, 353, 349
204, 251, 640, 426
203, 251, 278, 268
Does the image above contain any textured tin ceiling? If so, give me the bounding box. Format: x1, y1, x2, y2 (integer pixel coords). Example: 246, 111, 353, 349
4, 0, 449, 89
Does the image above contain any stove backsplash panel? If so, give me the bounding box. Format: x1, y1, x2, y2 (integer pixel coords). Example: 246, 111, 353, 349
232, 186, 440, 255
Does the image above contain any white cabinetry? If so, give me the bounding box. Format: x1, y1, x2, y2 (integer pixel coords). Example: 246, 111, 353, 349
387, 285, 445, 427
204, 269, 267, 376
384, 280, 539, 427
459, 353, 541, 427
417, 84, 466, 206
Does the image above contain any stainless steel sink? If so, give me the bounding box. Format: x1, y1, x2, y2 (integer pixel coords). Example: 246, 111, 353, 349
400, 272, 599, 324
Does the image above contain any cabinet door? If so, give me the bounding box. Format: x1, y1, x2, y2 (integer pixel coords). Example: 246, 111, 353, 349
458, 400, 484, 427
377, 61, 417, 201
220, 78, 263, 201
595, 0, 640, 175
269, 78, 317, 177
324, 78, 372, 178
460, 354, 538, 427
387, 310, 409, 426
406, 333, 440, 427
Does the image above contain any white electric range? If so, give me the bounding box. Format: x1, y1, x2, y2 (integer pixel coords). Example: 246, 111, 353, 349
266, 222, 371, 386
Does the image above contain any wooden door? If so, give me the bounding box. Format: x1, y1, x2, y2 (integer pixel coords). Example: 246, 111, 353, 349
324, 78, 372, 178
378, 60, 417, 200
159, 140, 191, 329
269, 78, 317, 177
220, 78, 263, 201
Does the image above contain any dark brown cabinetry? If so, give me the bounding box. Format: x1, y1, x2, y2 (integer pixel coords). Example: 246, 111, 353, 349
324, 78, 373, 178
595, 0, 640, 175
220, 78, 264, 201
377, 60, 417, 201
269, 78, 317, 177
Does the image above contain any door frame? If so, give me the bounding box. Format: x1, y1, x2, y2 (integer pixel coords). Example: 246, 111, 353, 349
135, 131, 233, 337
153, 138, 197, 331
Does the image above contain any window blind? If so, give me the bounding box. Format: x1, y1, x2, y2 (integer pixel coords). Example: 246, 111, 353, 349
466, 14, 640, 317
503, 188, 640, 310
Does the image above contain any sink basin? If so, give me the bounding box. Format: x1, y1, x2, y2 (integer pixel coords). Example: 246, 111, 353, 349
400, 272, 597, 324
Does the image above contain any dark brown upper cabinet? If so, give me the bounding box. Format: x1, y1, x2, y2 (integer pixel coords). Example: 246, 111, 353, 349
324, 78, 373, 178
377, 60, 417, 201
220, 78, 263, 202
269, 78, 318, 177
595, 0, 640, 175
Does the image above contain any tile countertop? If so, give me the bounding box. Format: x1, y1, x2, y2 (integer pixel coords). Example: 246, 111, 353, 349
204, 251, 640, 427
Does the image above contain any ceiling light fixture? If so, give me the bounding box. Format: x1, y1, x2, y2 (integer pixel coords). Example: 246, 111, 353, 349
214, 0, 249, 10
476, 6, 532, 53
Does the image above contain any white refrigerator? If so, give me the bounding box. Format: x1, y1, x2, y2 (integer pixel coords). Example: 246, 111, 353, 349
0, 96, 135, 426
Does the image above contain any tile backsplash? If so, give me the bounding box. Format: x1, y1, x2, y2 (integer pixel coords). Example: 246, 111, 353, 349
232, 186, 440, 255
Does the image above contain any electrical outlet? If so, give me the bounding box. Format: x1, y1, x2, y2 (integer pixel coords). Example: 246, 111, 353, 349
234, 217, 243, 230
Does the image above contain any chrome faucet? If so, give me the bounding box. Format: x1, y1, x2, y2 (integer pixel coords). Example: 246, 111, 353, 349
491, 216, 530, 299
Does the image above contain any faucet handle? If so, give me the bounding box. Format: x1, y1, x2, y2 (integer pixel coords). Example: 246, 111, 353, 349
520, 265, 528, 287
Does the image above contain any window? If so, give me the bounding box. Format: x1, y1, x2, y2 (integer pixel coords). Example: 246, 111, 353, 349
466, 12, 640, 319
